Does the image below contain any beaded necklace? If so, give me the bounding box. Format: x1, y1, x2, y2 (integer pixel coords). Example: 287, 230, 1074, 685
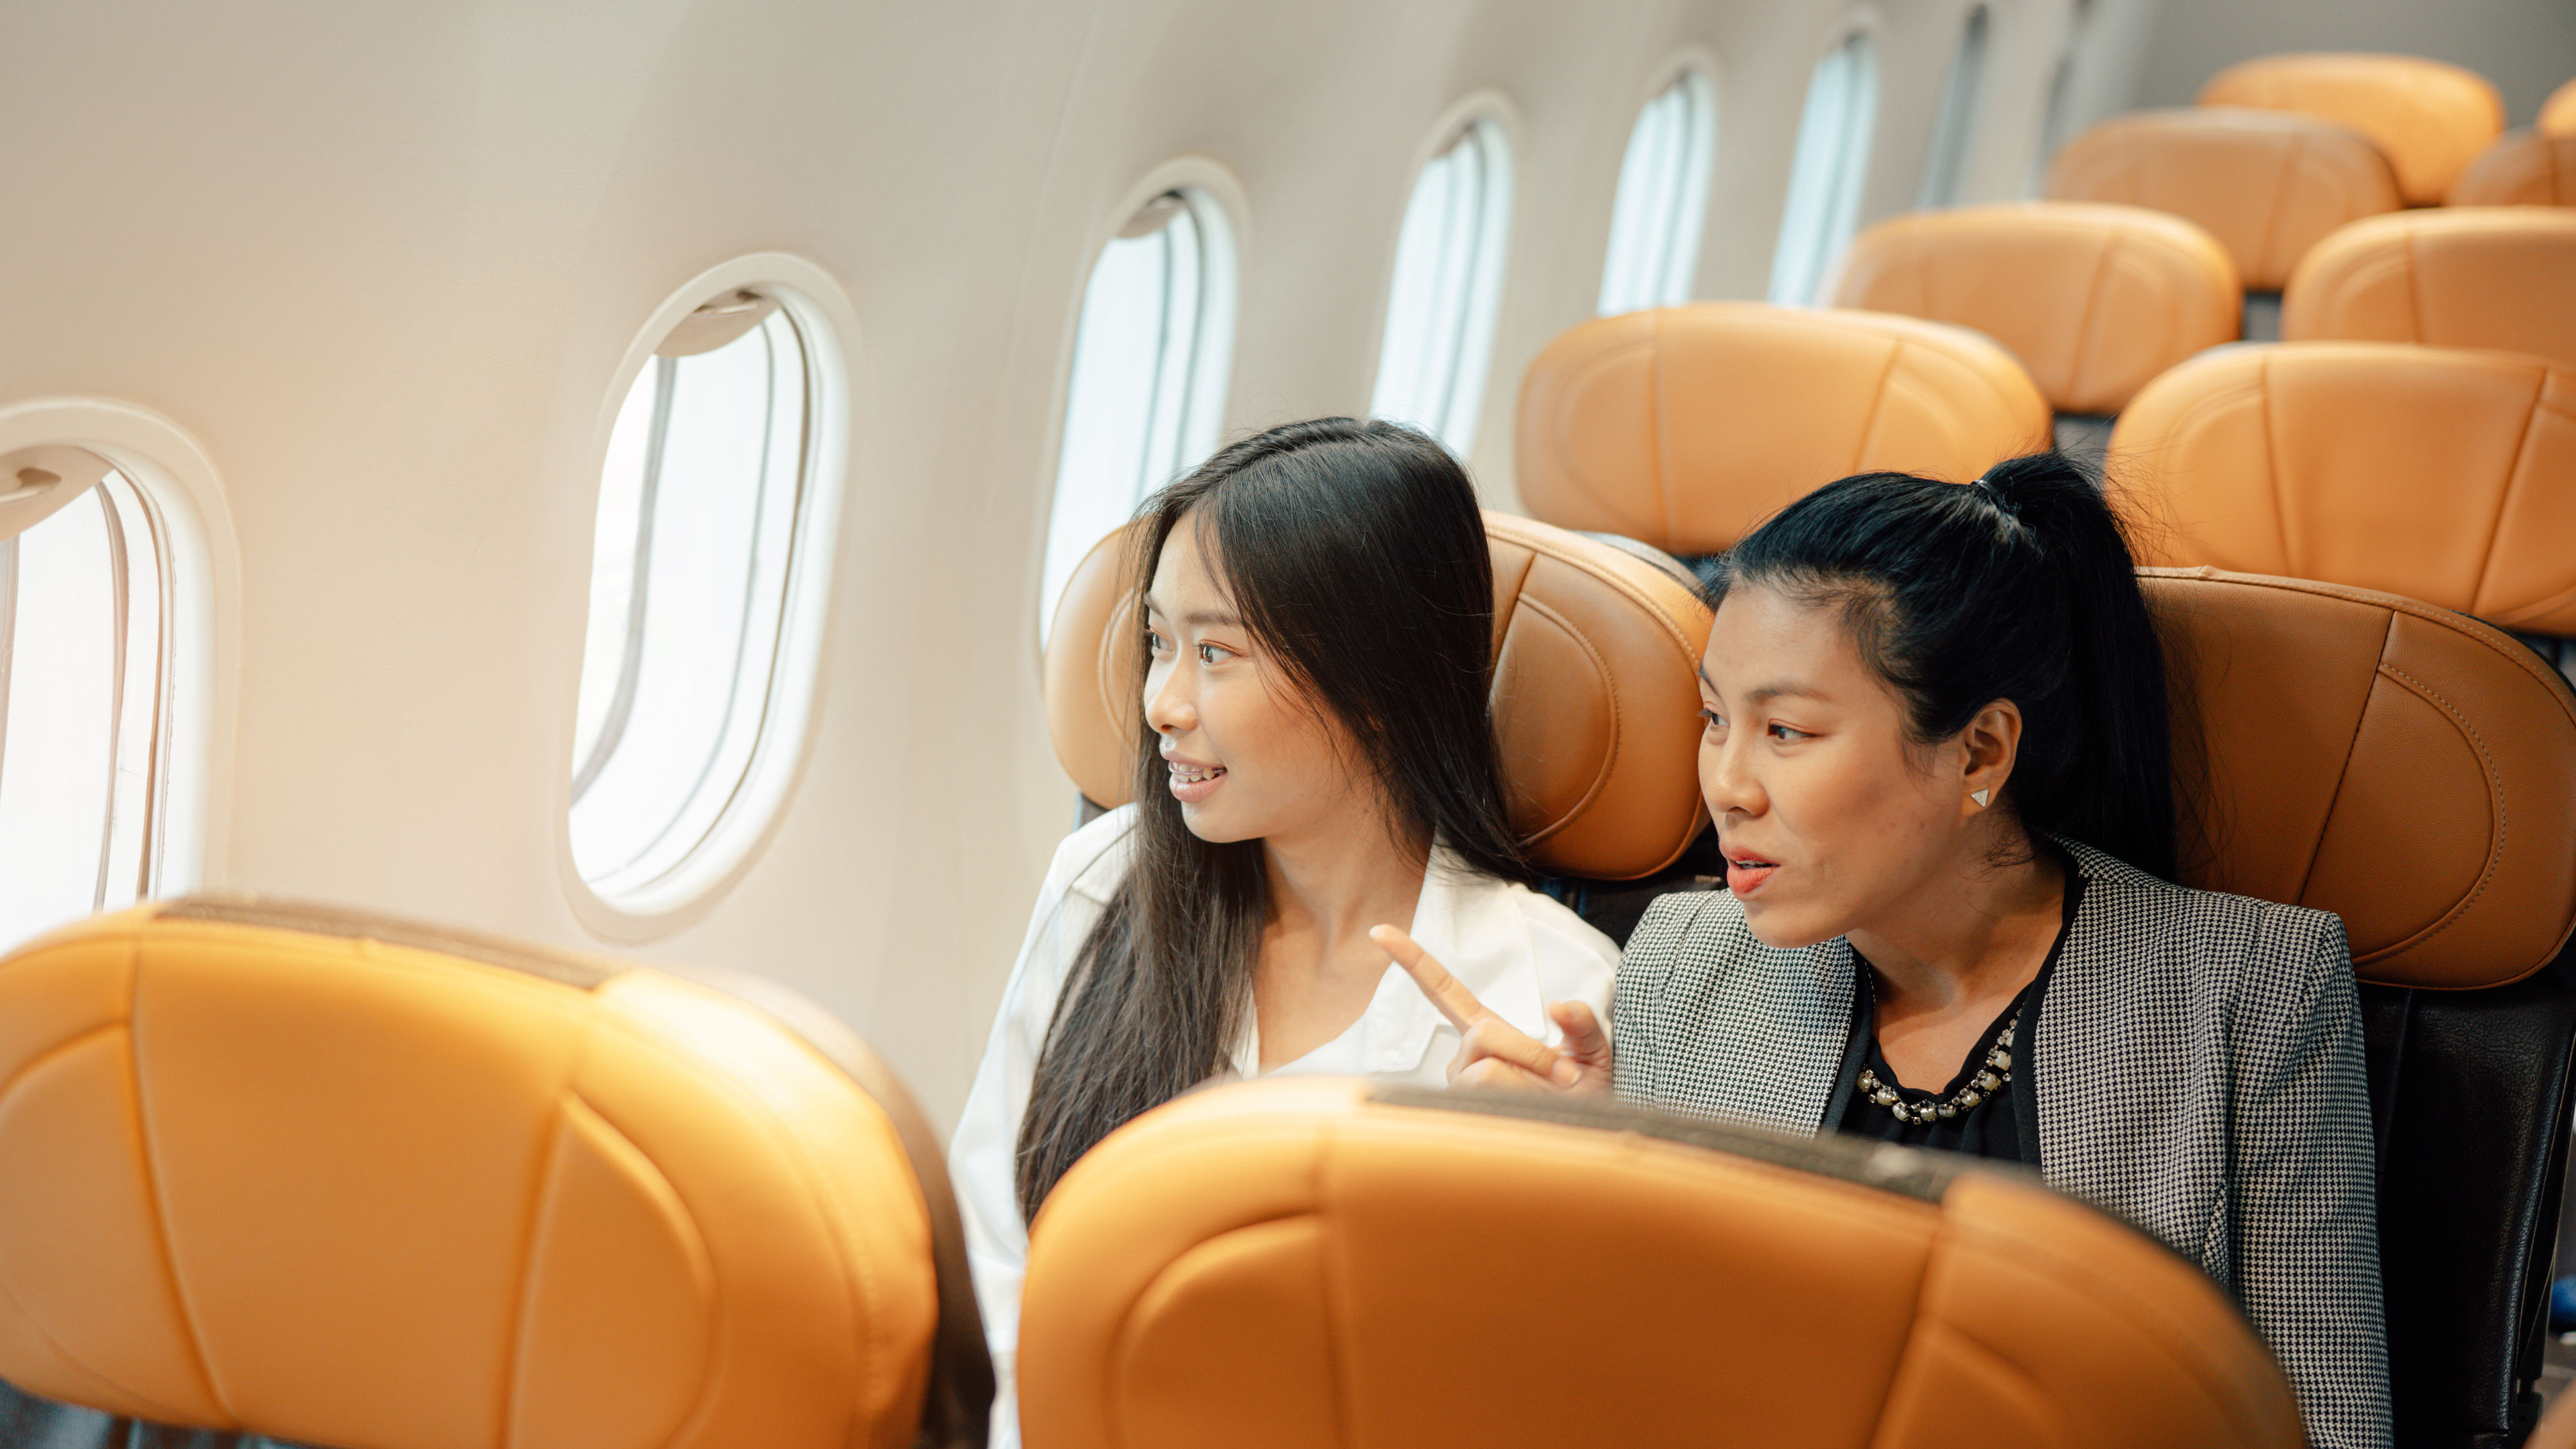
1854, 1004, 2019, 1126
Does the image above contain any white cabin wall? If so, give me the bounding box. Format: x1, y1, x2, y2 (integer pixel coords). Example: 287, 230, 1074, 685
0, 0, 2084, 1128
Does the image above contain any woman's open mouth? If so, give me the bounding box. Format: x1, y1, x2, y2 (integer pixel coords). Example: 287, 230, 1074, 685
1166, 759, 1226, 803
1725, 852, 1778, 896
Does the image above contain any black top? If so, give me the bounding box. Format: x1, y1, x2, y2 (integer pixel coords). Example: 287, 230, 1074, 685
1829, 874, 2085, 1165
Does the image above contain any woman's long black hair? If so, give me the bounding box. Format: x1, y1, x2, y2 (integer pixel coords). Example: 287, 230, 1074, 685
1705, 451, 2177, 881
1014, 417, 1527, 1218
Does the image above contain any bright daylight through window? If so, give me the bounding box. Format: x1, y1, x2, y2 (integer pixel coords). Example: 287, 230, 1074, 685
1769, 32, 1880, 306
1372, 119, 1513, 451
1917, 7, 1990, 208
570, 294, 822, 902
1038, 189, 1236, 639
1600, 69, 1718, 315
0, 452, 173, 949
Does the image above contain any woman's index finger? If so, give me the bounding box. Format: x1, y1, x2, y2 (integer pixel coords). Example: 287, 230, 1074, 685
1368, 924, 1491, 1031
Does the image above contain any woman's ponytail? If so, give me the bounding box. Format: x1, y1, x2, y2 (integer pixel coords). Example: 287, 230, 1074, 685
1708, 451, 2178, 880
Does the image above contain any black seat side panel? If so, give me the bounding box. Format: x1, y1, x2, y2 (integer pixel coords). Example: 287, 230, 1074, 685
2365, 956, 2576, 1449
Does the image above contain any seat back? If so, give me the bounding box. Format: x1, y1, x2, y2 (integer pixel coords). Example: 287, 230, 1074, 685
1016, 1076, 2305, 1449
1044, 512, 1711, 883
2110, 341, 2576, 635
2450, 130, 2576, 207
1513, 303, 2046, 556
2283, 209, 2576, 370
1828, 202, 2240, 417
2145, 568, 2576, 1448
2045, 108, 2401, 291
2544, 78, 2576, 138
2199, 52, 2506, 205
0, 902, 991, 1449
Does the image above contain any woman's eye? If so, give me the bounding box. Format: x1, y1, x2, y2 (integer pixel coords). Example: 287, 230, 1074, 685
1768, 722, 1808, 742
1699, 708, 1725, 731
1196, 641, 1232, 665
1145, 629, 1171, 655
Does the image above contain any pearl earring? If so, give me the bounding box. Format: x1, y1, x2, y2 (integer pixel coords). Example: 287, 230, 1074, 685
1971, 789, 1990, 808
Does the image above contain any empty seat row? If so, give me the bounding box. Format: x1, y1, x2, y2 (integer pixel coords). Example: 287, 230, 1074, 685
2042, 59, 2576, 313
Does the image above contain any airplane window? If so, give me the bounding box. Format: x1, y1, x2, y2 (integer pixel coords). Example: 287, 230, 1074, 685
1599, 68, 1720, 315
1917, 7, 1990, 208
570, 295, 818, 902
1769, 32, 1880, 306
0, 461, 171, 949
1038, 189, 1237, 640
1373, 118, 1514, 451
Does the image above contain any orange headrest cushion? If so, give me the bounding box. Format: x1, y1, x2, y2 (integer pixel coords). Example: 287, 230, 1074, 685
1514, 303, 2049, 553
2545, 78, 2576, 139
2113, 341, 2576, 635
1043, 513, 1711, 880
2045, 108, 2400, 290
1830, 202, 2241, 415
2148, 568, 2576, 989
1018, 1077, 2305, 1449
2198, 53, 2505, 206
0, 902, 953, 1449
2449, 131, 2576, 208
2282, 209, 2576, 371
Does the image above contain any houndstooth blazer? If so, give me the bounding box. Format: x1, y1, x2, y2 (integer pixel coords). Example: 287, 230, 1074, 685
1615, 841, 2392, 1449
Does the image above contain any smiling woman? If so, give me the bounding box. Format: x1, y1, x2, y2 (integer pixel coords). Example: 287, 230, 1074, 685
947, 417, 1618, 1447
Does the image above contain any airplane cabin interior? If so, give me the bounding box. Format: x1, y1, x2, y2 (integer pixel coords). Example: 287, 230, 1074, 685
1, 0, 2574, 1446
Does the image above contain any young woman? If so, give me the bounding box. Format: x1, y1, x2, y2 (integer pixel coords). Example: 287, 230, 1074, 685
1407, 453, 2390, 1449
951, 418, 1618, 1441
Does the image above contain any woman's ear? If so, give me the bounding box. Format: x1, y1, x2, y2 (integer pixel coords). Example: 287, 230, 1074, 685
1959, 700, 2023, 815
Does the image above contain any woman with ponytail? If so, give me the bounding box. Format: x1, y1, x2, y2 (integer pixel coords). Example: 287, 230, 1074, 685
1413, 453, 2390, 1448
951, 419, 1617, 1446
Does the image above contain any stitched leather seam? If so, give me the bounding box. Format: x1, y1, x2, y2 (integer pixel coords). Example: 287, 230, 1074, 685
2292, 610, 2385, 908
1483, 516, 1704, 657
2362, 663, 2508, 965
1505, 593, 1620, 848
2465, 368, 2553, 619
2140, 567, 2576, 721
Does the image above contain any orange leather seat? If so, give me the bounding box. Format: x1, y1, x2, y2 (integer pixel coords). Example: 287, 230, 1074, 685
2045, 108, 2401, 290
2198, 53, 2505, 207
2112, 341, 2576, 635
1829, 202, 2241, 415
2282, 209, 2576, 370
1016, 1077, 2305, 1449
0, 901, 991, 1449
2543, 78, 2576, 138
2449, 130, 2576, 207
1047, 513, 1711, 881
1513, 303, 2049, 555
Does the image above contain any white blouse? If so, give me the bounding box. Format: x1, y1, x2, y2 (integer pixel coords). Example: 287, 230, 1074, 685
949, 805, 1618, 1443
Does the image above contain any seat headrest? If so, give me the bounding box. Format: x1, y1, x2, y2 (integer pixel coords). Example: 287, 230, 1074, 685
1018, 1077, 2305, 1449
2542, 77, 2576, 138
1043, 513, 1711, 880
2045, 108, 2400, 290
2283, 208, 2576, 370
1829, 202, 2241, 415
2147, 569, 2576, 989
1513, 303, 2049, 554
2112, 341, 2576, 635
2198, 52, 2506, 205
0, 900, 980, 1449
2449, 130, 2576, 207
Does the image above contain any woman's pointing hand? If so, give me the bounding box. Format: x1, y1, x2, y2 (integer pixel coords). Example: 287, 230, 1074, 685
1370, 924, 1614, 1094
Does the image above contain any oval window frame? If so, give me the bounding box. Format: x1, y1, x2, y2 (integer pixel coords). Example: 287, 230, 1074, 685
0, 398, 237, 911
560, 252, 856, 939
